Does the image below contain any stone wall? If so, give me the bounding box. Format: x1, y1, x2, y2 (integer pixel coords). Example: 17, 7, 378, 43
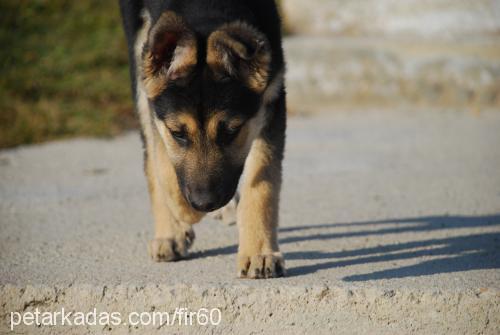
281, 0, 500, 112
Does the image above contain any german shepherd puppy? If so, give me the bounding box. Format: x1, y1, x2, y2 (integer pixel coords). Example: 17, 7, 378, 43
119, 0, 286, 278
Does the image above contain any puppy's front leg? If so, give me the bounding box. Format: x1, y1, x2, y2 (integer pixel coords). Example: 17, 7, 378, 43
146, 142, 203, 261
237, 137, 285, 279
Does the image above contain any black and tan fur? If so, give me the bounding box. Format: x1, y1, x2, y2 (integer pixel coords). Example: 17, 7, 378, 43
119, 0, 286, 278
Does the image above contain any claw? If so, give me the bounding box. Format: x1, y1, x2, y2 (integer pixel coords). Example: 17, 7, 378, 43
149, 227, 195, 262
237, 253, 285, 279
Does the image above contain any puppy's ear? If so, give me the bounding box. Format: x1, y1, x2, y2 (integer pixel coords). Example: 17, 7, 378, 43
207, 22, 271, 93
142, 11, 197, 98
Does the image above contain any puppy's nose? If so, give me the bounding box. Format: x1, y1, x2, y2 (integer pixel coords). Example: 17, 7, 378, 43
187, 189, 218, 212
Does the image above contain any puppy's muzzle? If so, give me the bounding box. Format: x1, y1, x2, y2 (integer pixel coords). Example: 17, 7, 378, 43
185, 186, 223, 212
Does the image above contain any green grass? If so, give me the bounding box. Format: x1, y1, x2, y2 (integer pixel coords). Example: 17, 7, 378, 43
0, 0, 136, 148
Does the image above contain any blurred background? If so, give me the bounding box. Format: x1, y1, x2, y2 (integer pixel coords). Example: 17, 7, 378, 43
1, 0, 499, 148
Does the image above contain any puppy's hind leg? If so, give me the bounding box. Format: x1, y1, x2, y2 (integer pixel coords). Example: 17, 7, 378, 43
209, 192, 239, 225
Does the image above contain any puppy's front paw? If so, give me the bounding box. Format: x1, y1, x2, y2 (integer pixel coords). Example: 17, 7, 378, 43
148, 228, 195, 262
237, 252, 285, 279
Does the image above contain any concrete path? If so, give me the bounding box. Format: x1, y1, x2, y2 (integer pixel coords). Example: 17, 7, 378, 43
1, 110, 499, 334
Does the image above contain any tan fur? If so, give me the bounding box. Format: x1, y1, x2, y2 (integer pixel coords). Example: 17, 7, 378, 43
236, 137, 284, 278
207, 22, 271, 93
142, 11, 198, 99
146, 139, 200, 261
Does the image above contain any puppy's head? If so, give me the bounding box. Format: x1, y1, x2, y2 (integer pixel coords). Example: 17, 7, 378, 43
141, 12, 272, 212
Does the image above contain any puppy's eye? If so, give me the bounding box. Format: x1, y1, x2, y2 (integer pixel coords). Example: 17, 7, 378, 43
169, 128, 189, 145
217, 123, 242, 145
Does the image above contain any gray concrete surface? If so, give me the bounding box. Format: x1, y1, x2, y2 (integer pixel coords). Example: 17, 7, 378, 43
1, 110, 500, 334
